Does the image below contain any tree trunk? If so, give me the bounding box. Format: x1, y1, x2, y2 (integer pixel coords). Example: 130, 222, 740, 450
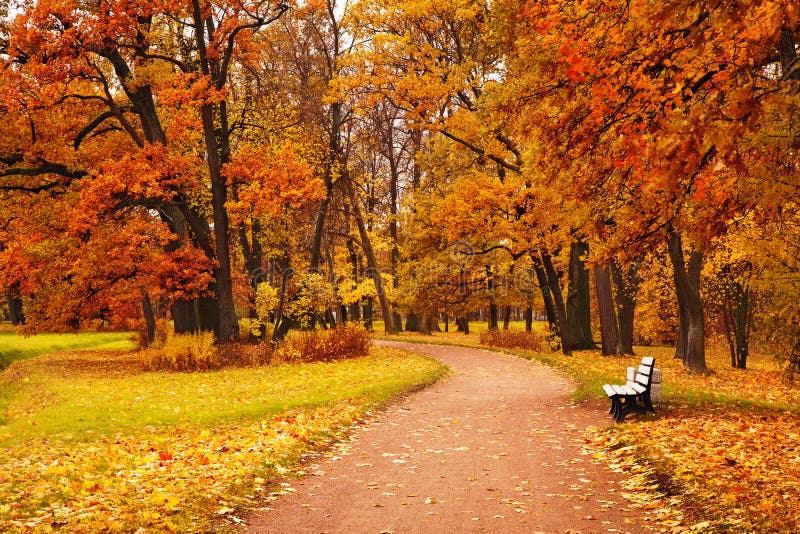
271, 258, 293, 342
141, 294, 156, 347
594, 264, 621, 355
611, 260, 639, 355
723, 280, 751, 369
350, 303, 361, 323
362, 297, 374, 331
488, 303, 499, 331
405, 313, 421, 332
541, 250, 572, 355
667, 232, 707, 373
388, 140, 402, 334
344, 177, 397, 333
189, 2, 240, 343
199, 103, 238, 342
310, 101, 341, 271
524, 306, 533, 333
567, 240, 594, 350
486, 266, 499, 331
532, 258, 558, 334
420, 312, 435, 335
502, 306, 512, 330
171, 300, 197, 334
309, 193, 332, 272
6, 288, 24, 325
456, 316, 470, 335
734, 287, 750, 369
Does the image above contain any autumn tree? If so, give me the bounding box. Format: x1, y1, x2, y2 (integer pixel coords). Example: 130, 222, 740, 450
0, 1, 307, 342
514, 0, 799, 371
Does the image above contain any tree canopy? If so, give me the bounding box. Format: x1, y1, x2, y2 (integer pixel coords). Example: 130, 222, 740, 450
1, 0, 799, 373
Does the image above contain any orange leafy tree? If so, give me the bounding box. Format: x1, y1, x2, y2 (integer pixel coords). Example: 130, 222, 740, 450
0, 1, 322, 342
512, 0, 800, 371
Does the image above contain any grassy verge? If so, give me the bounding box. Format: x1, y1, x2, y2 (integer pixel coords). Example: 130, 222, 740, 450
0, 345, 447, 532
0, 330, 134, 369
377, 328, 800, 532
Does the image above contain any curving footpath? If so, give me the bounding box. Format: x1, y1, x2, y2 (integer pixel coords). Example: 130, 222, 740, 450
244, 341, 652, 534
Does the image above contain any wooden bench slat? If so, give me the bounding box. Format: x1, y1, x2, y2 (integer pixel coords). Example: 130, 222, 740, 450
602, 356, 657, 422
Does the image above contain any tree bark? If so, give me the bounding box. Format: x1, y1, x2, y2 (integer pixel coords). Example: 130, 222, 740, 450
271, 257, 293, 342
541, 250, 572, 355
778, 26, 800, 81
388, 129, 403, 333
362, 297, 374, 331
524, 306, 533, 333
6, 288, 24, 325
456, 316, 470, 334
722, 280, 750, 369
532, 257, 558, 334
141, 294, 156, 347
310, 101, 342, 271
611, 260, 639, 355
199, 102, 238, 342
594, 264, 621, 355
486, 265, 499, 331
567, 240, 594, 349
667, 231, 707, 372
171, 300, 197, 334
405, 312, 421, 332
502, 306, 512, 330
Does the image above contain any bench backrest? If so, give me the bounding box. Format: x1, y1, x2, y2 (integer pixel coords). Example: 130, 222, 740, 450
633, 358, 655, 389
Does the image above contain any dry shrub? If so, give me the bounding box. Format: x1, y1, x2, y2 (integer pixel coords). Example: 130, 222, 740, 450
480, 330, 544, 351
141, 331, 273, 372
274, 324, 371, 363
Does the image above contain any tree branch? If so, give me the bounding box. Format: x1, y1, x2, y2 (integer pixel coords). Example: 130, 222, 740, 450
440, 129, 521, 173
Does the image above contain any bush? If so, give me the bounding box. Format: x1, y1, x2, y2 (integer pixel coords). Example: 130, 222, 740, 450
141, 331, 273, 372
479, 330, 544, 352
274, 324, 371, 363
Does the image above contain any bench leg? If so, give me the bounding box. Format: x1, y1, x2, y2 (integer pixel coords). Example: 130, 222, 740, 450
616, 395, 646, 423
608, 395, 624, 421
642, 393, 655, 414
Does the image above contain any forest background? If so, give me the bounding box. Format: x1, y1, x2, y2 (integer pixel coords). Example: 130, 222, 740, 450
0, 0, 799, 380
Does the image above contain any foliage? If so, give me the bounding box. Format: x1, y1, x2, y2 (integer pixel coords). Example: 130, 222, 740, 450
255, 282, 281, 323
479, 330, 544, 352
0, 346, 448, 531
275, 324, 372, 364
632, 253, 679, 346
337, 278, 377, 307
140, 331, 279, 372
588, 408, 800, 533
282, 271, 336, 329
141, 331, 218, 372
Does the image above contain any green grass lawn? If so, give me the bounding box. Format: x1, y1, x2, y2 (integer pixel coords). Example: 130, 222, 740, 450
0, 343, 447, 532
0, 328, 134, 369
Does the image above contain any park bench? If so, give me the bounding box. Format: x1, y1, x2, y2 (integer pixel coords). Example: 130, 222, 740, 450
603, 356, 656, 423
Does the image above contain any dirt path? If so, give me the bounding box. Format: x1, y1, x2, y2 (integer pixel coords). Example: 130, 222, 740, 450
244, 341, 651, 533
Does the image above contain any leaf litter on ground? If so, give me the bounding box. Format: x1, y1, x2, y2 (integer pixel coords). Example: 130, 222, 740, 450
0, 346, 447, 532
